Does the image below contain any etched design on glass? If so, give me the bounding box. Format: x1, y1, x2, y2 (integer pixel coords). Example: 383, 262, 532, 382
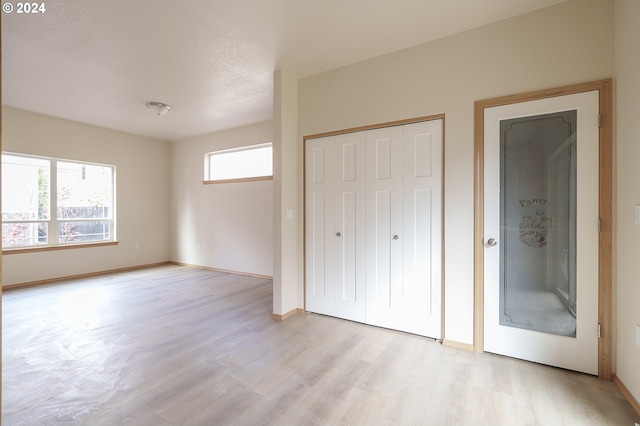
519, 210, 549, 248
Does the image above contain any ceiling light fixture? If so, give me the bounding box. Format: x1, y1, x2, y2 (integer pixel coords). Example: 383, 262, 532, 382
146, 101, 171, 116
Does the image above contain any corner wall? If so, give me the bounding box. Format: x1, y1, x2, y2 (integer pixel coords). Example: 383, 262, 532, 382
272, 70, 300, 316
296, 0, 614, 344
1, 107, 171, 286
170, 121, 274, 277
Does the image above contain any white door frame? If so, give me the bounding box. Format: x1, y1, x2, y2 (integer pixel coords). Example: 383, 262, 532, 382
474, 80, 613, 381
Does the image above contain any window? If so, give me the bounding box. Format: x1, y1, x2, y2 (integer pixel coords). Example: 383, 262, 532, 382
2, 153, 115, 249
204, 143, 272, 183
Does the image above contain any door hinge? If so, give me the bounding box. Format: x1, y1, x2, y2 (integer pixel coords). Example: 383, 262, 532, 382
598, 114, 602, 128
597, 323, 601, 338
598, 218, 601, 233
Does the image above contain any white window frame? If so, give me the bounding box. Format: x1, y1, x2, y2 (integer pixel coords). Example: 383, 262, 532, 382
2, 152, 117, 252
203, 142, 273, 184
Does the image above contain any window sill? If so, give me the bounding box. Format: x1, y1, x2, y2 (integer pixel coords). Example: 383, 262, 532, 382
203, 176, 273, 185
2, 241, 119, 255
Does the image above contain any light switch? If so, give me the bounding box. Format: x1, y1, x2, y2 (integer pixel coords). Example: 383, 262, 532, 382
636, 205, 640, 225
636, 324, 640, 346
285, 208, 293, 220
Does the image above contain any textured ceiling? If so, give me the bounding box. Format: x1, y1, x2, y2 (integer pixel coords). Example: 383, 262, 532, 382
2, 0, 566, 141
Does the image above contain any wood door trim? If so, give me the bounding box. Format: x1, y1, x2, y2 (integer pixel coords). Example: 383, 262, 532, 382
304, 114, 445, 141
473, 79, 613, 381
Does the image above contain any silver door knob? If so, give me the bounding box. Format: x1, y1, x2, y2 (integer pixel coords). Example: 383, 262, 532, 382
393, 235, 399, 240
336, 232, 341, 237
486, 238, 497, 247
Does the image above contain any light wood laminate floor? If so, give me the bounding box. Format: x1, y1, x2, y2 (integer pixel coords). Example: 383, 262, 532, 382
3, 265, 639, 425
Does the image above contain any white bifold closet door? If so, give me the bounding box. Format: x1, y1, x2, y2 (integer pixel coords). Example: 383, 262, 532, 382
305, 119, 442, 338
305, 132, 366, 322
365, 121, 442, 337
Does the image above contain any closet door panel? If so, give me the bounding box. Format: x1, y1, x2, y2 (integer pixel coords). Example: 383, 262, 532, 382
372, 190, 392, 300
305, 138, 335, 316
305, 119, 443, 338
366, 126, 403, 330
310, 192, 328, 297
340, 191, 357, 300
402, 120, 443, 338
333, 132, 366, 322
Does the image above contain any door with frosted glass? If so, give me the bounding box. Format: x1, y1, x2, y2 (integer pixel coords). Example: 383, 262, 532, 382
483, 91, 599, 375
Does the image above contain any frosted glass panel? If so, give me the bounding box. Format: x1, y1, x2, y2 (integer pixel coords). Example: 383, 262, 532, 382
499, 110, 577, 337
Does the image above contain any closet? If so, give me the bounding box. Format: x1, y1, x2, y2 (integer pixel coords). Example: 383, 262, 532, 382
305, 119, 443, 338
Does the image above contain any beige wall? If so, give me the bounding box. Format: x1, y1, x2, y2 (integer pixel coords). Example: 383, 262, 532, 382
2, 108, 273, 283
614, 0, 640, 404
295, 0, 614, 344
1, 107, 171, 286
171, 121, 273, 277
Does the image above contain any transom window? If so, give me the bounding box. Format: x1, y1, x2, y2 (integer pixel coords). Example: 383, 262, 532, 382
204, 143, 272, 183
2, 153, 115, 249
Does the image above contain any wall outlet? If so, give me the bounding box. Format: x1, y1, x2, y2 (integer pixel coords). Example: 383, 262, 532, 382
635, 205, 640, 225
134, 243, 140, 250
636, 324, 640, 346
